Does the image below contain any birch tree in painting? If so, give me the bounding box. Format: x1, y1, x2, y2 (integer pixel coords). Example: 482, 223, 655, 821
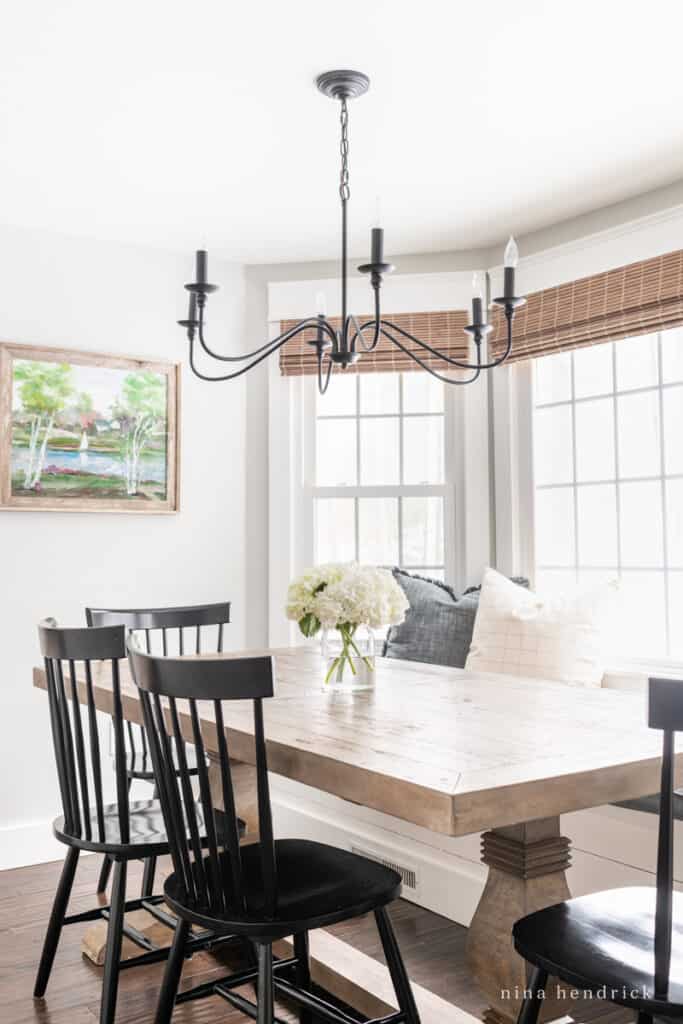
111, 372, 166, 496
13, 361, 74, 489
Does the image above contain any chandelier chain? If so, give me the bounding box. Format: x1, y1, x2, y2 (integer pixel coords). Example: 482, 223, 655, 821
339, 98, 350, 202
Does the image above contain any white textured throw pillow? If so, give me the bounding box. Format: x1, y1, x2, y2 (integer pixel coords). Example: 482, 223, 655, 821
465, 568, 618, 687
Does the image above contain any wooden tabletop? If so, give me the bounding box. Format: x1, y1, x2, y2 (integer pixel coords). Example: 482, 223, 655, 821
33, 645, 679, 837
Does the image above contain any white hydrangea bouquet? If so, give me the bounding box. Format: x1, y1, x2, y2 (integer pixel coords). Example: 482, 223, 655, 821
286, 563, 409, 686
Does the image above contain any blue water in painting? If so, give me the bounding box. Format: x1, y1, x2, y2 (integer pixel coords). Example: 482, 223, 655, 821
11, 446, 166, 483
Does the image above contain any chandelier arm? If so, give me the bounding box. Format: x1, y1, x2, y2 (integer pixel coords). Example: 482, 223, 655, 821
195, 314, 336, 363
188, 320, 328, 383
379, 328, 482, 385
349, 289, 382, 352
317, 349, 334, 394
380, 313, 514, 370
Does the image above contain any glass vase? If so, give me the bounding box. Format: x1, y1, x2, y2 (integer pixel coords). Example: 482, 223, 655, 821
321, 625, 376, 691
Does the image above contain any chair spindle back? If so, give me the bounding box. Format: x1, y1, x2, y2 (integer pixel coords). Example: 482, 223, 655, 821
86, 602, 231, 763
648, 676, 683, 997
38, 618, 128, 846
127, 638, 277, 918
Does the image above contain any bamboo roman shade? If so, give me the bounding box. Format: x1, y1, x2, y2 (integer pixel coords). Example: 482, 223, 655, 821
279, 310, 470, 376
489, 248, 683, 363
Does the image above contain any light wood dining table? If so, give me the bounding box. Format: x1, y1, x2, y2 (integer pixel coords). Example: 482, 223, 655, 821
33, 646, 680, 1024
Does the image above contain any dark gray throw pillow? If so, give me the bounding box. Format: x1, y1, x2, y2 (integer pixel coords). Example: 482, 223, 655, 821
383, 568, 528, 669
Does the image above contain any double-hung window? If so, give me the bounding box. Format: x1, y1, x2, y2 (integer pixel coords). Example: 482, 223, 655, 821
307, 371, 452, 579
531, 326, 683, 661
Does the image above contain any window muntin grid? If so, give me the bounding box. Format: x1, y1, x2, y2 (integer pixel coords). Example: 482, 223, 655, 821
532, 328, 683, 660
313, 373, 446, 577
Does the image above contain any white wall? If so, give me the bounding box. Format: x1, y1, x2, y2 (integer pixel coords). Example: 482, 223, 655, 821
0, 224, 247, 867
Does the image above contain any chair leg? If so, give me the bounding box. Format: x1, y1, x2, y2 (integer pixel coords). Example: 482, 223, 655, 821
516, 966, 548, 1024
257, 943, 274, 1024
100, 859, 127, 1024
97, 855, 113, 895
154, 917, 190, 1024
141, 855, 157, 897
293, 931, 312, 1024
375, 906, 420, 1024
34, 847, 80, 997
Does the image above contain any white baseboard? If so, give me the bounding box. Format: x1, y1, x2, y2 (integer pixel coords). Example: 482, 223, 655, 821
272, 785, 486, 926
272, 778, 683, 928
0, 818, 92, 870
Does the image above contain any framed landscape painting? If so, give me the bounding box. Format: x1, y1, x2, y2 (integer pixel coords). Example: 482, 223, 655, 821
0, 343, 179, 513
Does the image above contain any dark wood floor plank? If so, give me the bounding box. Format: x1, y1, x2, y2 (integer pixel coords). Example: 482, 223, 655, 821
0, 853, 482, 1024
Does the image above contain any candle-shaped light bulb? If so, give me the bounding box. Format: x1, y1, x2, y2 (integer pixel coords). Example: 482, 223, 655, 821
315, 291, 327, 317
504, 235, 519, 268
196, 249, 208, 285
471, 272, 485, 327
503, 235, 518, 299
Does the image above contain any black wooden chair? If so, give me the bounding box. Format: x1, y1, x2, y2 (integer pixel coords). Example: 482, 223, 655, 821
127, 636, 421, 1024
512, 676, 683, 1024
34, 618, 239, 1024
85, 601, 232, 896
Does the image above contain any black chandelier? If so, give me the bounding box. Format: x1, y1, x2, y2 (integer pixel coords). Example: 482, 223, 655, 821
178, 70, 526, 394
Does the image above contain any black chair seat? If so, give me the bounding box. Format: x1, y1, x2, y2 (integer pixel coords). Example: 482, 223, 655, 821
514, 887, 683, 1016
54, 798, 188, 856
615, 788, 683, 817
124, 746, 204, 781
55, 799, 246, 855
164, 838, 401, 939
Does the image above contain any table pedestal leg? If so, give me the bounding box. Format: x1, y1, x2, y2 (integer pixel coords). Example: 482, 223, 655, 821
466, 817, 572, 1024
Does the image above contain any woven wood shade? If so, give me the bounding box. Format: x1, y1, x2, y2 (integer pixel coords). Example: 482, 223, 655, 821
490, 248, 683, 363
279, 310, 470, 376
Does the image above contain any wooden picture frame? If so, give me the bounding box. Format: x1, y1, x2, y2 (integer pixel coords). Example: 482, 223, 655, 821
0, 342, 180, 513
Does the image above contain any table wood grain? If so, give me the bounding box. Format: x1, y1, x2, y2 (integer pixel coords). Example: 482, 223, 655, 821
34, 644, 661, 1024
32, 645, 679, 837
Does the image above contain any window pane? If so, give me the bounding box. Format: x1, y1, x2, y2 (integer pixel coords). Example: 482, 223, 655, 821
617, 571, 667, 658
575, 398, 615, 482
359, 418, 399, 485
534, 406, 573, 485
574, 344, 613, 399
534, 569, 577, 595
315, 498, 355, 563
402, 497, 444, 565
666, 478, 683, 567
360, 373, 399, 414
619, 480, 664, 567
577, 484, 618, 566
534, 351, 571, 404
402, 373, 444, 413
358, 498, 399, 565
668, 571, 683, 657
403, 416, 444, 484
535, 488, 575, 566
663, 385, 683, 475
316, 419, 357, 486
662, 327, 683, 384
616, 333, 659, 391
317, 373, 356, 417
617, 391, 661, 479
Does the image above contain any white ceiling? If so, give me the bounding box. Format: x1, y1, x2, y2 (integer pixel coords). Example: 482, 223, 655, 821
2, 0, 683, 264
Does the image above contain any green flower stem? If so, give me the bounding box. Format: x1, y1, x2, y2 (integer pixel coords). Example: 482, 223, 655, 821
324, 624, 375, 684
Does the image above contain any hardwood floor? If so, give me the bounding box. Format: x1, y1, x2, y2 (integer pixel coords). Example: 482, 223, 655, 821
0, 853, 484, 1024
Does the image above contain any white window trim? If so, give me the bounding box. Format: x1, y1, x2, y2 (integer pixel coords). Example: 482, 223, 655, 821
267, 271, 493, 645
492, 203, 683, 677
